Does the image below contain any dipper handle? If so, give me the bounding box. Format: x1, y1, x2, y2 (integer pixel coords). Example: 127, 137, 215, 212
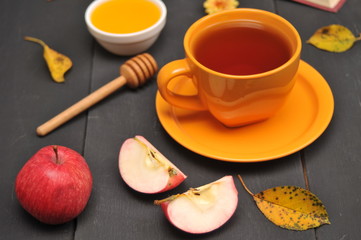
36, 53, 158, 136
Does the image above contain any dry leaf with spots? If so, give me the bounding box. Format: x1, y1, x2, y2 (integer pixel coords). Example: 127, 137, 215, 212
307, 24, 361, 52
238, 175, 330, 231
25, 36, 72, 83
203, 0, 239, 14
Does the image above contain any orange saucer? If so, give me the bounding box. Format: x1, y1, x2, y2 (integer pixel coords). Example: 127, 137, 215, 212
155, 60, 334, 162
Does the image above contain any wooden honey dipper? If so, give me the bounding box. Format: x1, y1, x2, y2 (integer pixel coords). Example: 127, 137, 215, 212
36, 53, 158, 136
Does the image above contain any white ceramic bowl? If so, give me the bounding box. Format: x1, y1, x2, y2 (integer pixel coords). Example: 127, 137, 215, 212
85, 0, 167, 56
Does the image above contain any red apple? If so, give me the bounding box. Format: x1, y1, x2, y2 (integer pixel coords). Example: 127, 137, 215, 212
118, 136, 186, 194
15, 145, 93, 224
154, 176, 238, 234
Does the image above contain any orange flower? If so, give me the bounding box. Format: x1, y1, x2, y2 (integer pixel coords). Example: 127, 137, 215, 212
204, 0, 239, 14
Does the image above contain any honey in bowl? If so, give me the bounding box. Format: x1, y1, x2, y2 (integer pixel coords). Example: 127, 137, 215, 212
91, 0, 161, 34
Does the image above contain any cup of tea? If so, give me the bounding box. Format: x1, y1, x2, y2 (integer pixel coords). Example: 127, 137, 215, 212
157, 8, 301, 127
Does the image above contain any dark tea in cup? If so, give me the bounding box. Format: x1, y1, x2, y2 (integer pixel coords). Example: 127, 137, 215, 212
192, 23, 292, 75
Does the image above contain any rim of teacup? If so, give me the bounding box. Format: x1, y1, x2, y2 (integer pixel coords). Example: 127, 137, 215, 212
85, 0, 167, 41
184, 8, 302, 79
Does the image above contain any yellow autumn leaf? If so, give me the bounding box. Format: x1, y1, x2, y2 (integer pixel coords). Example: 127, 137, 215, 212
25, 36, 72, 83
204, 0, 239, 15
307, 24, 361, 52
238, 175, 330, 231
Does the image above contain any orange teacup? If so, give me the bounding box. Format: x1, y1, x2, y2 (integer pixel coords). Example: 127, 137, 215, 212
157, 8, 301, 127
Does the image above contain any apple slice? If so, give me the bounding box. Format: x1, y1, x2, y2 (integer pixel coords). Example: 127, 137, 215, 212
118, 136, 186, 194
154, 175, 238, 234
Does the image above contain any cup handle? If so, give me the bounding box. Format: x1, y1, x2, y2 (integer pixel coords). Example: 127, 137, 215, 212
157, 59, 206, 111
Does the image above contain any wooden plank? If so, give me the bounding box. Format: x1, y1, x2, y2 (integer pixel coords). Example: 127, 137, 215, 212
0, 0, 93, 238
75, 0, 313, 239
276, 0, 361, 239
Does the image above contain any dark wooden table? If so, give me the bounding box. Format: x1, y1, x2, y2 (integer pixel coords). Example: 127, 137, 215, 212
1, 0, 360, 239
